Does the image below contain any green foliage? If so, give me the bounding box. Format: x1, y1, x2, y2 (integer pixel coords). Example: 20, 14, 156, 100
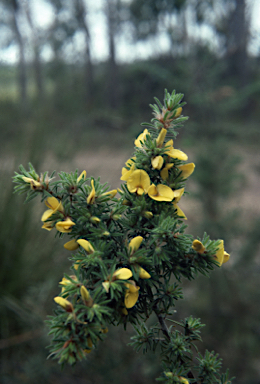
13, 89, 233, 383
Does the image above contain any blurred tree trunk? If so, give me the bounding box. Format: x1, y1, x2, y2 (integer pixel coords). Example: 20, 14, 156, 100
226, 0, 249, 87
24, 0, 44, 100
106, 0, 120, 109
75, 0, 94, 105
11, 0, 27, 107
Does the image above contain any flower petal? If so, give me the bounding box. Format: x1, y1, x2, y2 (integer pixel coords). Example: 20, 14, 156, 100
55, 218, 75, 233
167, 148, 188, 161
134, 129, 150, 147
192, 240, 205, 254
138, 267, 151, 279
77, 239, 94, 254
87, 179, 96, 204
156, 128, 167, 147
177, 163, 195, 179
77, 170, 87, 182
215, 240, 224, 266
114, 268, 133, 280
148, 184, 174, 201
127, 169, 150, 194
172, 204, 187, 219
151, 155, 164, 170
129, 236, 143, 252
172, 188, 185, 203
64, 239, 79, 251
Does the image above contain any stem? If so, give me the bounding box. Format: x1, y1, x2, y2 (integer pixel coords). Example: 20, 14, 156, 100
153, 304, 197, 384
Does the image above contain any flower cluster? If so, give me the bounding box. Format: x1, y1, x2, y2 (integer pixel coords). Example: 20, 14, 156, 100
13, 90, 232, 383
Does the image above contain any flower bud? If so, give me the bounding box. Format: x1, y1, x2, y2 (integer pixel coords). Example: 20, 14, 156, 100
54, 297, 73, 312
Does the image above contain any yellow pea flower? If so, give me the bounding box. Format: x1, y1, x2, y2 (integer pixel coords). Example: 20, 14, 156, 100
22, 176, 42, 190
102, 268, 133, 293
148, 184, 174, 202
160, 163, 174, 180
134, 129, 150, 147
77, 239, 94, 254
172, 188, 186, 219
64, 239, 79, 251
192, 240, 205, 254
214, 240, 230, 266
80, 285, 91, 302
41, 196, 64, 222
77, 170, 87, 183
124, 281, 140, 308
54, 296, 73, 312
174, 107, 182, 118
138, 267, 151, 279
127, 169, 151, 195
42, 221, 55, 231
101, 189, 118, 198
165, 140, 188, 161
121, 157, 136, 181
87, 179, 96, 204
55, 218, 75, 233
128, 236, 143, 253
156, 128, 167, 147
59, 275, 78, 292
151, 155, 164, 170
177, 163, 195, 179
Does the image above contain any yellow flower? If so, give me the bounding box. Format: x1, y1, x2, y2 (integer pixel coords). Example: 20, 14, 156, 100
121, 157, 136, 181
59, 275, 78, 292
101, 189, 118, 198
87, 179, 96, 204
179, 377, 189, 384
151, 155, 164, 170
102, 268, 133, 293
77, 170, 87, 183
134, 129, 150, 147
160, 163, 174, 180
148, 184, 174, 202
64, 239, 79, 251
124, 281, 140, 308
138, 267, 151, 279
177, 163, 195, 179
55, 218, 75, 233
172, 188, 186, 219
174, 107, 182, 118
156, 128, 167, 147
41, 197, 64, 230
22, 176, 42, 190
127, 169, 151, 195
165, 140, 188, 161
128, 236, 143, 253
54, 296, 73, 312
192, 240, 205, 254
77, 239, 94, 254
41, 221, 55, 231
214, 240, 230, 266
80, 285, 91, 301
41, 196, 64, 222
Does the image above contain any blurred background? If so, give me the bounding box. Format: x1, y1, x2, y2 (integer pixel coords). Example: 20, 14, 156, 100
1, 0, 260, 383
